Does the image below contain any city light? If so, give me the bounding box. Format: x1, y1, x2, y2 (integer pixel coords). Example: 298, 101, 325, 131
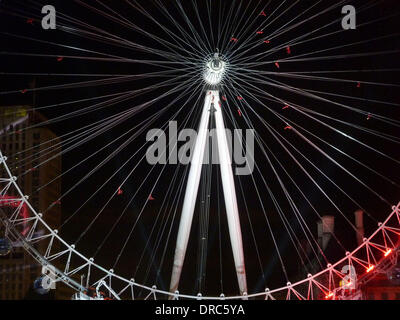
325, 292, 334, 299
366, 265, 375, 273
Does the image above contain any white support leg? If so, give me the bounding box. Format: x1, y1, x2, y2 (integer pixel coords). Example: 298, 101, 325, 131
169, 90, 247, 296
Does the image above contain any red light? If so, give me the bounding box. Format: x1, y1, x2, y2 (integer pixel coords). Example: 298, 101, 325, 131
366, 265, 374, 273
325, 292, 334, 299
384, 249, 392, 257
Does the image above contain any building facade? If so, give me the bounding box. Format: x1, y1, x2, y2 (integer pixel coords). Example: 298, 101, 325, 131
0, 106, 62, 299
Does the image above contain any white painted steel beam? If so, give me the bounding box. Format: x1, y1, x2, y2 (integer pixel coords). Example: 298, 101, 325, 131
169, 92, 213, 294
169, 90, 247, 295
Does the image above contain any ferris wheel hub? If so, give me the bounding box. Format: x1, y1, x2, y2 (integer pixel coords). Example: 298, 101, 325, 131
203, 53, 227, 86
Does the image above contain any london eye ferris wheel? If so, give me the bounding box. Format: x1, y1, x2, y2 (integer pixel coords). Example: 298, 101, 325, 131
0, 0, 400, 300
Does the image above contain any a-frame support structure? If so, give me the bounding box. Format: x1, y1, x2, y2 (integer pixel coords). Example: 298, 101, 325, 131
169, 90, 247, 295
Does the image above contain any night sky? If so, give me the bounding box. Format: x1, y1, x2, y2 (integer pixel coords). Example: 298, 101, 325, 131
1, 0, 400, 297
